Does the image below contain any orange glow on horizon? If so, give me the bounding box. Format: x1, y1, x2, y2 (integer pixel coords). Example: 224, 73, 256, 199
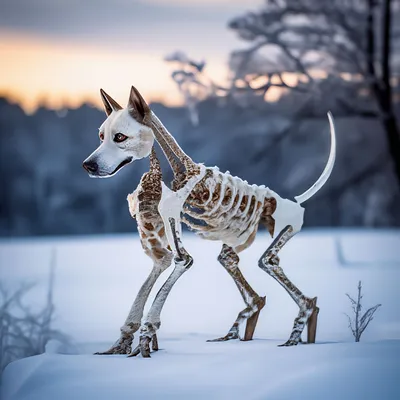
0, 29, 310, 114
0, 32, 228, 113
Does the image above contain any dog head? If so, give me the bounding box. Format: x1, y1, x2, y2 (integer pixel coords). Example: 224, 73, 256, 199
83, 86, 154, 178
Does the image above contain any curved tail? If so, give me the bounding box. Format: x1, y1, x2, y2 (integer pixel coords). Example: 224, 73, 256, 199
294, 112, 336, 205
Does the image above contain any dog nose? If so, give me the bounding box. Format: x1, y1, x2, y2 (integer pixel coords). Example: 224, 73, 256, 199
83, 160, 98, 174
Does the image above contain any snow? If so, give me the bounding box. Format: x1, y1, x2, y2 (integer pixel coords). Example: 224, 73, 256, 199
2, 338, 399, 400
1, 229, 400, 399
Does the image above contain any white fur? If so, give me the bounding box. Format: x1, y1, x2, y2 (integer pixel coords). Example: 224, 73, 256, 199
84, 109, 154, 177
269, 190, 305, 236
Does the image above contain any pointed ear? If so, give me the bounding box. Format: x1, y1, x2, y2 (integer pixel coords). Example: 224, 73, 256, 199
100, 88, 122, 116
128, 86, 150, 123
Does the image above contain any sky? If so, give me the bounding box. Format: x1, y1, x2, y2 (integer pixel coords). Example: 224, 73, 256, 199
0, 0, 263, 112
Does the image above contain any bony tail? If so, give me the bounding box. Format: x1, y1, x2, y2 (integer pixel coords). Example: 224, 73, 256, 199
294, 112, 336, 205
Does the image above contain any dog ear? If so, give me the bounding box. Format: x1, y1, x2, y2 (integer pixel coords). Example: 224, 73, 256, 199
128, 86, 150, 123
100, 89, 122, 116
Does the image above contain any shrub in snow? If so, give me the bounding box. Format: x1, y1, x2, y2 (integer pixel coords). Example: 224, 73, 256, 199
0, 250, 69, 373
345, 281, 381, 342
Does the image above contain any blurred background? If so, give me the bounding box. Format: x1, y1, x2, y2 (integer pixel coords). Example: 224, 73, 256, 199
1, 0, 399, 236
1, 0, 400, 382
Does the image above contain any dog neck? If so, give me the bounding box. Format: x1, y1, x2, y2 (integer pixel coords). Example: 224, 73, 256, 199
149, 112, 200, 188
150, 112, 196, 169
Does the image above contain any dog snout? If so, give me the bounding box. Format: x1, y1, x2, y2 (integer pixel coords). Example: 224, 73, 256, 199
83, 160, 98, 174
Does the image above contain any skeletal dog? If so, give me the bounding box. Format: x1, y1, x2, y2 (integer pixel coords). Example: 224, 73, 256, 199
83, 86, 336, 357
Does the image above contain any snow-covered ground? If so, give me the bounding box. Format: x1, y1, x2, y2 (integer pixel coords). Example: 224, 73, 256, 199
1, 229, 400, 399
3, 337, 399, 400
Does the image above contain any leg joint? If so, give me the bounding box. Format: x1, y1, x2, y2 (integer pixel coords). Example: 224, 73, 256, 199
120, 323, 140, 335
258, 250, 280, 271
218, 245, 240, 269
174, 253, 193, 270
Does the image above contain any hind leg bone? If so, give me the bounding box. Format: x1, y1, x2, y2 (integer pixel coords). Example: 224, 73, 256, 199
258, 225, 319, 346
208, 244, 265, 342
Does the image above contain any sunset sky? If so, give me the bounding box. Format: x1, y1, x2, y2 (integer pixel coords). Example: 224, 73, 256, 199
0, 0, 263, 112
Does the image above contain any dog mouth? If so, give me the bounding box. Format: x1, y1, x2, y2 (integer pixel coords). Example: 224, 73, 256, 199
85, 157, 133, 178
110, 157, 133, 175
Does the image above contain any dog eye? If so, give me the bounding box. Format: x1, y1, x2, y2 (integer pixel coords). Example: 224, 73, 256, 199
114, 133, 128, 143
99, 132, 104, 141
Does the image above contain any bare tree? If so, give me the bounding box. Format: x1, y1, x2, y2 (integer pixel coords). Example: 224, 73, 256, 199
0, 250, 69, 373
164, 51, 215, 125
228, 0, 400, 186
345, 280, 382, 342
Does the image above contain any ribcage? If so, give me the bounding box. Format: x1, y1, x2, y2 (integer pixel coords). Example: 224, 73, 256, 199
182, 167, 272, 247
